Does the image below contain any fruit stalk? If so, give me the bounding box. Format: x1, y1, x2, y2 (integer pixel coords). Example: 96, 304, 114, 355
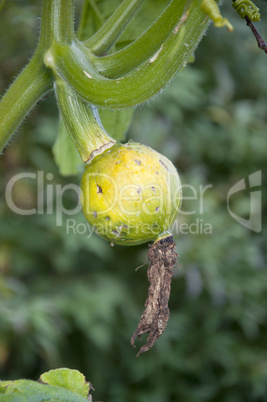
55, 79, 115, 163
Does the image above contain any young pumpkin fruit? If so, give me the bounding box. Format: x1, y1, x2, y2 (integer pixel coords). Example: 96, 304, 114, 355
80, 142, 182, 246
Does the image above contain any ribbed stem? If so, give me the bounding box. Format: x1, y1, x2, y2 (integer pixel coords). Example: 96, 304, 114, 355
39, 0, 75, 47
91, 0, 187, 79
51, 0, 209, 109
0, 53, 52, 152
84, 0, 145, 56
0, 0, 75, 151
55, 79, 115, 163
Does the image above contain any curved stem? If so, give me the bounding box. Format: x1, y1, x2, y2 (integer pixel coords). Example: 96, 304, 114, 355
55, 79, 115, 163
0, 53, 53, 152
0, 0, 75, 152
84, 0, 145, 56
51, 0, 209, 109
91, 0, 187, 79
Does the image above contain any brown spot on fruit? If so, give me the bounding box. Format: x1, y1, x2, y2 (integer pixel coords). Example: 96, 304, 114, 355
155, 207, 160, 212
134, 159, 142, 165
97, 184, 103, 193
93, 211, 97, 218
159, 160, 169, 171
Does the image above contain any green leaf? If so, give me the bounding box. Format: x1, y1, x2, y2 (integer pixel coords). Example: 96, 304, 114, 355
39, 368, 90, 399
0, 377, 90, 401
52, 117, 84, 176
99, 108, 134, 142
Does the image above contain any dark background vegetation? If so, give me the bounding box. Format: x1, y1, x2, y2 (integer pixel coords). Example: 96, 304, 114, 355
0, 1, 267, 401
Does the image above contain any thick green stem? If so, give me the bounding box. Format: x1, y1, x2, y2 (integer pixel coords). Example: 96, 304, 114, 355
0, 0, 76, 151
91, 0, 187, 79
39, 0, 75, 47
51, 0, 209, 109
0, 53, 52, 152
84, 0, 145, 56
55, 79, 115, 163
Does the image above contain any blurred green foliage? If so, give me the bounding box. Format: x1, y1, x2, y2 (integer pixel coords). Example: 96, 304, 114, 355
0, 1, 267, 402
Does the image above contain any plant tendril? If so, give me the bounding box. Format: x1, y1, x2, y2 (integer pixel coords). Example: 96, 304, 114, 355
232, 0, 260, 21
